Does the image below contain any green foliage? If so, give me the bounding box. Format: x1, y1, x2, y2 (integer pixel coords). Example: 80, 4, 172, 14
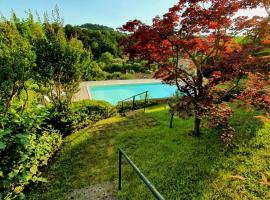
104, 72, 122, 80
0, 18, 36, 111
116, 99, 158, 113
117, 73, 135, 80
253, 47, 270, 57
64, 24, 149, 80
0, 9, 149, 200
65, 24, 125, 59
72, 100, 117, 126
235, 36, 253, 45
0, 107, 62, 199
81, 61, 105, 81
34, 20, 89, 108
27, 104, 269, 200
46, 100, 116, 136
80, 23, 114, 32
0, 98, 115, 198
99, 52, 114, 65
102, 59, 147, 74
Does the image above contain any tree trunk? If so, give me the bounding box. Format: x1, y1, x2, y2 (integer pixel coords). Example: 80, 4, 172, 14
194, 117, 201, 137
6, 81, 19, 108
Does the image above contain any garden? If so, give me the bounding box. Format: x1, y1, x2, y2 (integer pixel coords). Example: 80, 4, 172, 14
0, 0, 270, 199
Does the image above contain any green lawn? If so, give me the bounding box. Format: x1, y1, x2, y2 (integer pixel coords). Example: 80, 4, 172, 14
28, 104, 270, 199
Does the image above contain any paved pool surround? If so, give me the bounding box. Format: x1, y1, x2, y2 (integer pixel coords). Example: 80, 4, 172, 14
74, 79, 162, 101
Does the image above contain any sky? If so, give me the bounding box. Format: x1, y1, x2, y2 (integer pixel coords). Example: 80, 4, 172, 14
0, 0, 268, 29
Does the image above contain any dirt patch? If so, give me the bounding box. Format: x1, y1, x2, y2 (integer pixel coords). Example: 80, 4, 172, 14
68, 182, 117, 200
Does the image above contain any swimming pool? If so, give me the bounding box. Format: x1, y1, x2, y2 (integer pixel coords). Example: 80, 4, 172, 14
88, 83, 178, 105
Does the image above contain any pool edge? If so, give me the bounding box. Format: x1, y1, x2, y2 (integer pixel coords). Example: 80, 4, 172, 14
75, 79, 166, 102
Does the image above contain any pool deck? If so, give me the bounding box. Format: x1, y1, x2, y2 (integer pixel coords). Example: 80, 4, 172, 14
74, 79, 163, 101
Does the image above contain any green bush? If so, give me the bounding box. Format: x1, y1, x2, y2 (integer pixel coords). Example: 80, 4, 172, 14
0, 107, 62, 199
105, 72, 122, 80
0, 100, 116, 199
46, 100, 116, 136
116, 99, 158, 113
118, 73, 134, 80
45, 107, 78, 137
109, 63, 123, 73
72, 100, 117, 128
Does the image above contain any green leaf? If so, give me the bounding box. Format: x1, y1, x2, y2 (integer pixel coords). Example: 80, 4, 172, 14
19, 192, 26, 199
36, 177, 48, 183
0, 141, 6, 150
0, 129, 12, 138
30, 165, 38, 174
16, 134, 30, 145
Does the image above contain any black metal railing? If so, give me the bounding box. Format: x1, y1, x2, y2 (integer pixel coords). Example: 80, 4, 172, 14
120, 91, 148, 111
118, 148, 164, 200
170, 113, 174, 128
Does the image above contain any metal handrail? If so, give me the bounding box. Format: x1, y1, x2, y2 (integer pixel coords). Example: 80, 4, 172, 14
118, 148, 164, 200
119, 91, 148, 111
120, 91, 148, 102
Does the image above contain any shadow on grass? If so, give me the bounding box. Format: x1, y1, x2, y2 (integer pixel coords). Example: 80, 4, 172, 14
27, 106, 265, 200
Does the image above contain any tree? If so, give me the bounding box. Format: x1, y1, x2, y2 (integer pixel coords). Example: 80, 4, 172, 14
65, 24, 125, 59
34, 12, 90, 109
81, 61, 105, 81
121, 0, 249, 139
235, 0, 269, 43
0, 18, 35, 112
237, 0, 270, 116
99, 52, 114, 65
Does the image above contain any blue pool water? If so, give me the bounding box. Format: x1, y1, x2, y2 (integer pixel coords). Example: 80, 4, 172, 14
89, 83, 178, 105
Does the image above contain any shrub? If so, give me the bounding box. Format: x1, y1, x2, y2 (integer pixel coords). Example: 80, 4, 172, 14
45, 107, 77, 137
0, 100, 116, 198
72, 100, 117, 128
0, 107, 62, 199
47, 100, 116, 136
105, 72, 122, 80
119, 73, 134, 80
109, 63, 124, 73
116, 99, 158, 113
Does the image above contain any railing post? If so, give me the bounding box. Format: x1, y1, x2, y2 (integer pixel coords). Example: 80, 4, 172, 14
132, 96, 135, 111
170, 113, 174, 128
144, 91, 148, 112
119, 150, 122, 190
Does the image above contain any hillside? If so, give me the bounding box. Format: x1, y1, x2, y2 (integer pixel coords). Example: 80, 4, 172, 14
80, 23, 115, 32
28, 104, 270, 199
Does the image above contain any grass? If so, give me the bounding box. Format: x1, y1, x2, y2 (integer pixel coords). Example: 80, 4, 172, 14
28, 104, 270, 199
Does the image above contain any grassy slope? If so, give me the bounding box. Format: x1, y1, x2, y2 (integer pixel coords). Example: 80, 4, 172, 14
28, 104, 270, 200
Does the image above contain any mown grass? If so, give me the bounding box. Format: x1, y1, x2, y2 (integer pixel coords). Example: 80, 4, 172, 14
28, 104, 270, 199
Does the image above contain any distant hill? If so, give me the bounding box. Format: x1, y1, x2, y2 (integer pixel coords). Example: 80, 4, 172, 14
65, 23, 126, 58
80, 23, 115, 32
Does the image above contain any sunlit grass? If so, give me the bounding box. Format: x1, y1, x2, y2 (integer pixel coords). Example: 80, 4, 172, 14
28, 104, 270, 199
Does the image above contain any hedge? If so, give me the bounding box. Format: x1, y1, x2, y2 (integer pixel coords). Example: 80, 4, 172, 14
0, 100, 116, 199
0, 107, 62, 199
116, 99, 158, 113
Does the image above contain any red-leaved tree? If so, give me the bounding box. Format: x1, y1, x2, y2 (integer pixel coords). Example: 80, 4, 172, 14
121, 0, 254, 141
237, 0, 270, 116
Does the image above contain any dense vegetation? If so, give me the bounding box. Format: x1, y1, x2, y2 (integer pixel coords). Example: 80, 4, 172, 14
27, 104, 270, 199
0, 0, 269, 199
121, 0, 270, 144
64, 23, 151, 80
0, 10, 117, 199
